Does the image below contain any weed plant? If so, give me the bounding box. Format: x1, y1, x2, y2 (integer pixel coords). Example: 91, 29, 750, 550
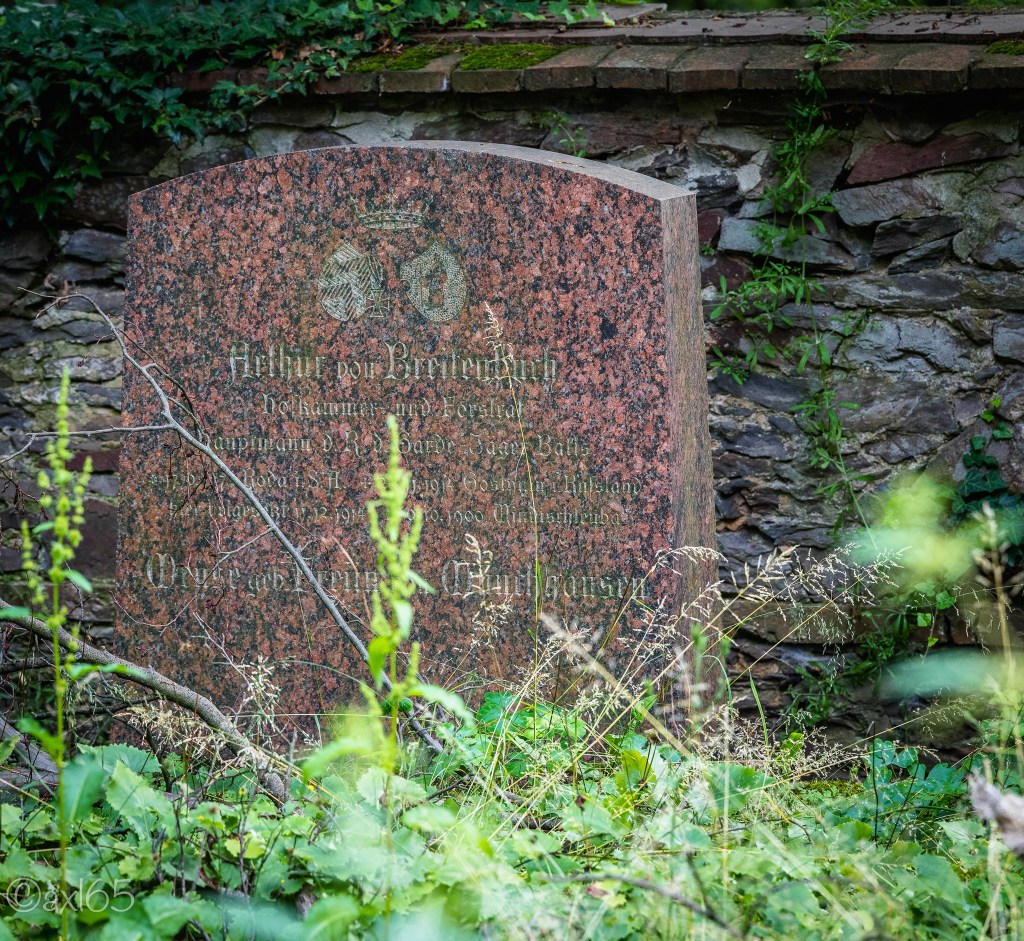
3, 406, 1024, 940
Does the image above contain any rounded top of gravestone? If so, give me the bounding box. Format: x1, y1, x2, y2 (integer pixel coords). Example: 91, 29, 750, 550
132, 141, 690, 206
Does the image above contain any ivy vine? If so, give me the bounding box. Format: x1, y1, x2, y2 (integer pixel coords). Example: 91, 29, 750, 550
0, 0, 603, 232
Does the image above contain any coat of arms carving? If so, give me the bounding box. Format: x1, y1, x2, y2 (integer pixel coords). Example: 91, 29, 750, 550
317, 204, 467, 325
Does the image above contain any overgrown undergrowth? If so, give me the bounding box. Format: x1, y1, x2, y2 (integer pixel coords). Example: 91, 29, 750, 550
2, 390, 1024, 940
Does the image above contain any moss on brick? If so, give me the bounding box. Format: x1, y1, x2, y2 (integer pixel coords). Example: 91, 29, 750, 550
458, 43, 562, 72
348, 44, 456, 73
987, 40, 1024, 56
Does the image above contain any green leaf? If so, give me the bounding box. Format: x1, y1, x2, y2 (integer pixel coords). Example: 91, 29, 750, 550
702, 762, 772, 816
65, 569, 93, 593
368, 635, 392, 686
0, 606, 30, 621
105, 762, 173, 838
408, 570, 435, 593
142, 890, 212, 937
15, 716, 61, 758
415, 683, 475, 725
0, 736, 19, 767
81, 743, 159, 774
393, 598, 413, 636
61, 753, 108, 824
305, 895, 361, 939
913, 853, 968, 904
402, 803, 456, 832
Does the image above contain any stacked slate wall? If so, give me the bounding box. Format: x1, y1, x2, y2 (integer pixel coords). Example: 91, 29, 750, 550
3, 33, 1023, 738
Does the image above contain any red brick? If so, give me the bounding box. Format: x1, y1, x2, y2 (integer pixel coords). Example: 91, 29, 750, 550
668, 46, 751, 93
820, 43, 907, 94
970, 53, 1024, 91
379, 53, 461, 94
452, 66, 522, 94
312, 72, 378, 94
594, 45, 689, 91
741, 44, 813, 91
523, 45, 613, 90
890, 45, 975, 94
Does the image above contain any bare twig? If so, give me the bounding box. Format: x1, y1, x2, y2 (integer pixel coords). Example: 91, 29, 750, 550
0, 714, 59, 794
0, 657, 52, 676
36, 291, 444, 756
0, 425, 173, 466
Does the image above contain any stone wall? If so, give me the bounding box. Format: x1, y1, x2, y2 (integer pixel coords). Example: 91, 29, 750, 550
3, 10, 1024, 734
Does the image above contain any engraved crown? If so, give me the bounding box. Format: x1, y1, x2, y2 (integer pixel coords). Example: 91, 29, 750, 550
358, 203, 424, 231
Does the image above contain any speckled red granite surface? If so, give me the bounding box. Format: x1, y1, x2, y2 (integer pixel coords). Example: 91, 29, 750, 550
118, 142, 711, 733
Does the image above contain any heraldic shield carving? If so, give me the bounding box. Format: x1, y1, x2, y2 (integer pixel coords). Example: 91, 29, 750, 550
317, 205, 467, 325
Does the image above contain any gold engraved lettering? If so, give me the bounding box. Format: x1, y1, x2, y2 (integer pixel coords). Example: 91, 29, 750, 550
262, 394, 381, 420
228, 342, 325, 382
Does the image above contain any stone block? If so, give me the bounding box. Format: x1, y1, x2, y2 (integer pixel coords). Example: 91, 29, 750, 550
0, 232, 50, 271
872, 215, 961, 256
974, 222, 1024, 270
293, 129, 353, 151
181, 144, 257, 176
888, 237, 953, 274
555, 113, 683, 157
379, 53, 461, 93
832, 180, 941, 227
594, 45, 688, 90
994, 315, 1024, 362
669, 45, 752, 93
970, 53, 1024, 91
718, 218, 869, 272
76, 499, 117, 580
741, 44, 813, 91
63, 229, 127, 265
523, 45, 613, 90
64, 177, 155, 231
250, 101, 335, 128
119, 142, 713, 729
311, 72, 378, 95
890, 45, 974, 94
820, 43, 906, 93
847, 134, 1018, 186
452, 66, 523, 94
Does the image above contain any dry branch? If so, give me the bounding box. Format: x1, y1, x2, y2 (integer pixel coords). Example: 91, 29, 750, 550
0, 599, 288, 800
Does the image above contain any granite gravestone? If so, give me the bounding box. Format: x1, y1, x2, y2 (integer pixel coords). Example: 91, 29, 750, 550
117, 142, 712, 732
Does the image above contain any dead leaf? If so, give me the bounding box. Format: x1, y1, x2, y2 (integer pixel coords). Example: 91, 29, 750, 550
969, 776, 1024, 855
